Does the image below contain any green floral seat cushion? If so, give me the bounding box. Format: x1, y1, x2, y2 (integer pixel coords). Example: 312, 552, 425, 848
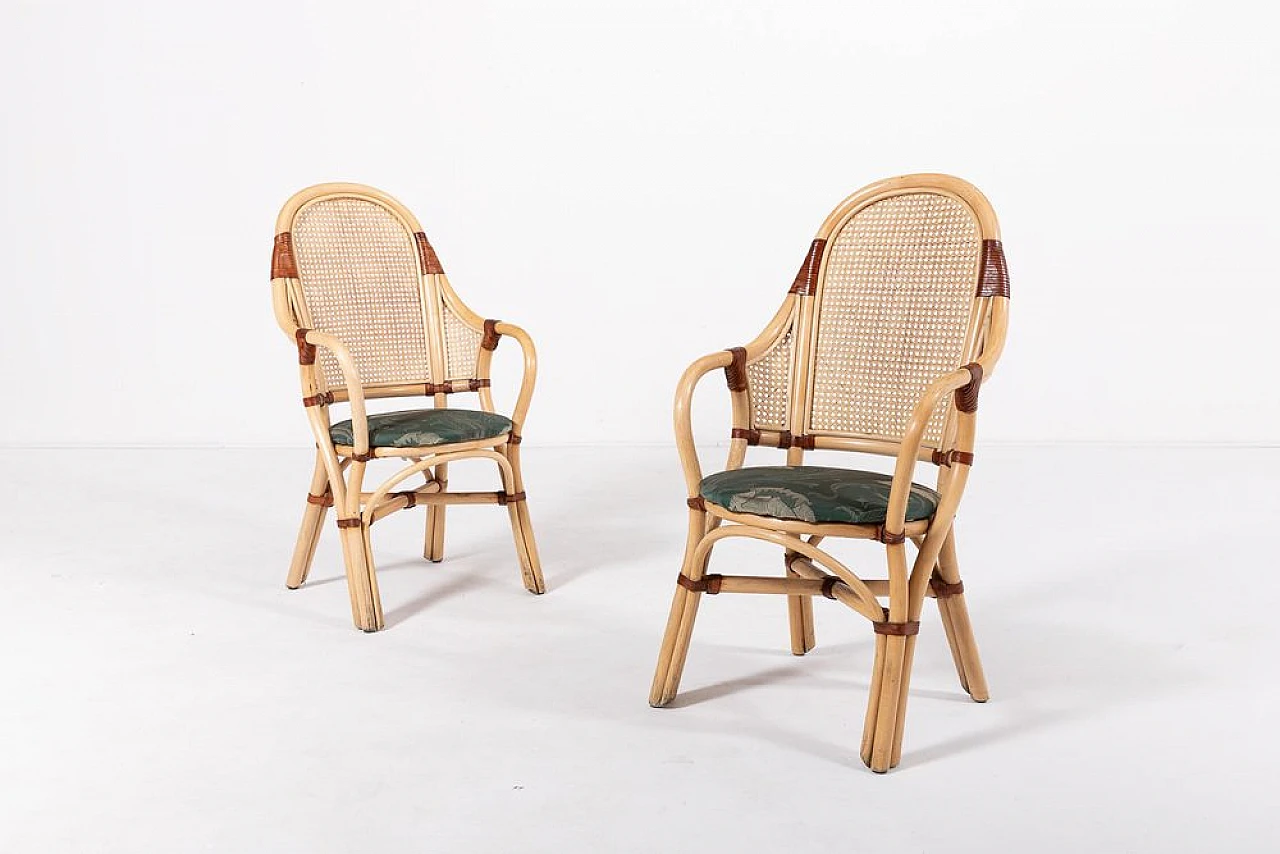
330, 408, 512, 448
699, 465, 939, 525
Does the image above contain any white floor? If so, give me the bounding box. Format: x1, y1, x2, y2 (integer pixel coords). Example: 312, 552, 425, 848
1, 445, 1275, 852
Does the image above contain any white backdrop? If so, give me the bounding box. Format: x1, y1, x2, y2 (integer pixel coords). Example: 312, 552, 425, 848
2, 1, 1276, 447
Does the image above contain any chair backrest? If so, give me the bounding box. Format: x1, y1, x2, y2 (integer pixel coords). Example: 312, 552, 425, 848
738, 174, 1008, 457
270, 183, 489, 397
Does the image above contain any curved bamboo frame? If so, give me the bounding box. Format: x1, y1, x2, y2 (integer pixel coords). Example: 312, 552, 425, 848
650, 174, 1009, 772
272, 183, 545, 632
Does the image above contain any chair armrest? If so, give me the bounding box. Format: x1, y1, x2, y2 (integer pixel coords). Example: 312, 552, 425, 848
489, 321, 537, 432
674, 350, 738, 498
295, 328, 370, 458
882, 364, 985, 536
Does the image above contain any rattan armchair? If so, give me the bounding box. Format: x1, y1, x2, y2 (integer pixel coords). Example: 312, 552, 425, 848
649, 174, 1010, 772
271, 183, 544, 632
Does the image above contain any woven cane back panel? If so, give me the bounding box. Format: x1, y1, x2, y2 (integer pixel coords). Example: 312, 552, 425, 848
808, 193, 981, 446
746, 327, 795, 430
441, 301, 482, 380
291, 198, 432, 388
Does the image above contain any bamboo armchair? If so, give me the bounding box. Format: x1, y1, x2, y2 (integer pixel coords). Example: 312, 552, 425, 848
270, 183, 544, 632
649, 174, 1010, 772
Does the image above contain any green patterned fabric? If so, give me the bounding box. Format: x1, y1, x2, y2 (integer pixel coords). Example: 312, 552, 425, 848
699, 465, 939, 525
329, 408, 512, 448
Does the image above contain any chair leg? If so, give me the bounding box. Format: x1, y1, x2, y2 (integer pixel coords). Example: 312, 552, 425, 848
286, 452, 330, 590
423, 464, 447, 563
862, 632, 909, 773
338, 520, 384, 632
502, 445, 545, 594
936, 531, 989, 702
785, 558, 816, 655
649, 515, 708, 707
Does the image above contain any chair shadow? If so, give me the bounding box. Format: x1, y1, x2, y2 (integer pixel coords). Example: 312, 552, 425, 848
383, 573, 488, 628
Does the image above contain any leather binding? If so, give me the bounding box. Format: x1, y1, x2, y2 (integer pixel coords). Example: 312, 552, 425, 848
955, 363, 983, 413
272, 233, 298, 279
789, 239, 826, 295
481, 319, 502, 351
496, 491, 526, 505
976, 239, 1010, 298
414, 232, 444, 274
295, 328, 316, 365
724, 347, 748, 392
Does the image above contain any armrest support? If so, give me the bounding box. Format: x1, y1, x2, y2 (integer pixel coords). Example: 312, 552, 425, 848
490, 322, 537, 432
883, 364, 983, 535
674, 350, 737, 497
296, 328, 370, 458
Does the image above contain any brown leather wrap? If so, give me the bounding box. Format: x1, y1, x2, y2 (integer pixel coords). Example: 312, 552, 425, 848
676, 574, 722, 594
821, 576, 840, 600
394, 490, 418, 509
350, 452, 376, 462
295, 328, 316, 365
955, 363, 983, 413
272, 233, 298, 279
792, 433, 816, 450
724, 347, 748, 392
507, 433, 522, 445
414, 232, 444, 274
789, 238, 827, 295
877, 527, 907, 546
687, 496, 706, 511
931, 448, 975, 467
930, 576, 965, 598
496, 491, 526, 505
873, 619, 921, 637
336, 518, 362, 529
976, 239, 1010, 298
732, 427, 761, 445
468, 378, 490, 392
302, 391, 335, 408
306, 491, 333, 507
481, 319, 502, 351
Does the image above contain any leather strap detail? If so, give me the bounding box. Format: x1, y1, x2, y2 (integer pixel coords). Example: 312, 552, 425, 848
724, 347, 748, 392
394, 490, 418, 509
930, 576, 965, 598
976, 239, 1010, 298
336, 517, 362, 529
955, 363, 983, 413
687, 496, 706, 511
496, 491, 526, 505
295, 328, 316, 365
468, 378, 490, 392
306, 491, 333, 507
414, 232, 444, 274
821, 576, 840, 600
676, 574, 723, 594
507, 432, 522, 445
877, 527, 907, 545
874, 619, 921, 637
931, 449, 975, 467
792, 433, 816, 450
350, 451, 376, 462
776, 430, 793, 449
302, 391, 334, 408
272, 233, 298, 279
731, 427, 761, 445
481, 319, 502, 351
789, 238, 826, 295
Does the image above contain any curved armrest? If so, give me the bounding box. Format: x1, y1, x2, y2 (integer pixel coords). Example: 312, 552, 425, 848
491, 321, 537, 431
674, 350, 737, 497
882, 365, 983, 535
296, 329, 370, 458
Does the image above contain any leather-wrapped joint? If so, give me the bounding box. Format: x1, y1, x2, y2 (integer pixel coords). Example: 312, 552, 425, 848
955, 363, 983, 413
873, 618, 921, 637
302, 391, 335, 408
335, 517, 363, 530
496, 491, 526, 505
676, 573, 723, 595
295, 328, 316, 365
931, 448, 975, 467
686, 496, 706, 511
272, 233, 298, 279
724, 347, 748, 392
507, 432, 522, 445
930, 575, 965, 598
350, 451, 376, 462
976, 239, 1010, 298
481, 319, 502, 351
820, 575, 840, 600
306, 491, 333, 507
394, 490, 419, 509
414, 232, 444, 274
877, 527, 907, 546
789, 238, 826, 295
731, 427, 761, 445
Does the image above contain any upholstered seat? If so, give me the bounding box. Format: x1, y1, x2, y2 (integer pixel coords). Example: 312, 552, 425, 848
700, 466, 939, 525
329, 408, 512, 449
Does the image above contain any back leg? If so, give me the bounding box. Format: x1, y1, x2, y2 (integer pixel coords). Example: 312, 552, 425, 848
785, 552, 816, 655
287, 451, 331, 589
423, 463, 447, 562
934, 530, 988, 701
